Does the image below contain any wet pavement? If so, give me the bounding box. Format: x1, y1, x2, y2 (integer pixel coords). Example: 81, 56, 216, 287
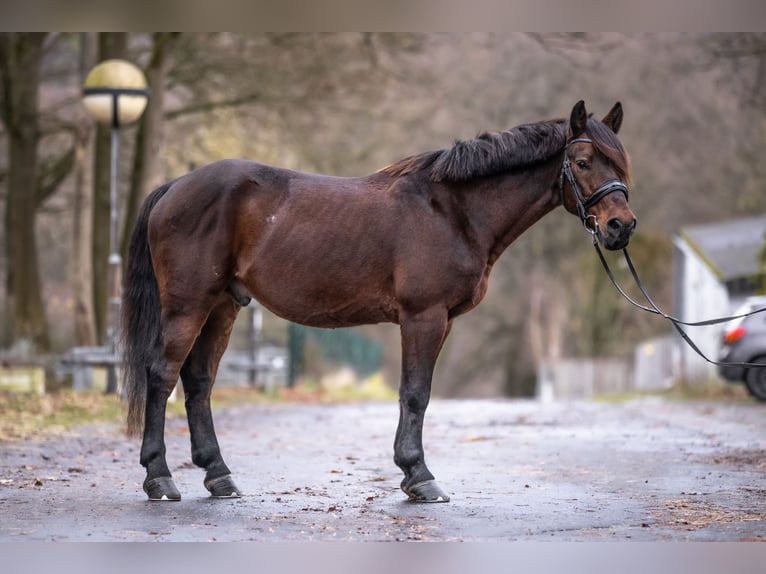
1, 397, 765, 541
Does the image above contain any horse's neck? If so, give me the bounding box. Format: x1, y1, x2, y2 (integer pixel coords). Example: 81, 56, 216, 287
464, 160, 561, 265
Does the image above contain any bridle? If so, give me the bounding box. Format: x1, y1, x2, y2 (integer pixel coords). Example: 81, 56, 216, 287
562, 138, 766, 369
559, 137, 630, 234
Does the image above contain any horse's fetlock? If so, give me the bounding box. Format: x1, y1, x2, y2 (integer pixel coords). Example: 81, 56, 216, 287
394, 448, 422, 471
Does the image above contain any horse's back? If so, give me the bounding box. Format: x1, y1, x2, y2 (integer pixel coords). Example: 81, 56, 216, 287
154, 158, 387, 214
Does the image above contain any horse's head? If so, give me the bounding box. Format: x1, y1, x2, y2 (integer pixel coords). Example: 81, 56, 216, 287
560, 100, 637, 250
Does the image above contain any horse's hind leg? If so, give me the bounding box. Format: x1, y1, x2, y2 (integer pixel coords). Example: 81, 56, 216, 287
141, 309, 212, 501
180, 297, 242, 498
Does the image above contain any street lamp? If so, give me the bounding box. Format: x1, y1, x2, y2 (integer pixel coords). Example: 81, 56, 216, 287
82, 59, 150, 393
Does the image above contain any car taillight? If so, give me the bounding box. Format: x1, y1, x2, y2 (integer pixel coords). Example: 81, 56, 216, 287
724, 326, 746, 344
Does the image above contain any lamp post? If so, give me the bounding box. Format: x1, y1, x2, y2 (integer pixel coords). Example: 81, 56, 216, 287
82, 59, 150, 393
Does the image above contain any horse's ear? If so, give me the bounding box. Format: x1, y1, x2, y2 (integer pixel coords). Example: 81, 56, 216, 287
602, 101, 623, 134
569, 100, 587, 139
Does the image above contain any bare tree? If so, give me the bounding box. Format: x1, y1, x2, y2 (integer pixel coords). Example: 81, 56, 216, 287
70, 33, 97, 346
0, 33, 49, 352
120, 33, 178, 261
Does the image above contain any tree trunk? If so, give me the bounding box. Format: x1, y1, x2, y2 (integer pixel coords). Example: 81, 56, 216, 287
91, 33, 127, 345
525, 268, 565, 399
121, 32, 177, 260
0, 33, 50, 353
71, 33, 98, 347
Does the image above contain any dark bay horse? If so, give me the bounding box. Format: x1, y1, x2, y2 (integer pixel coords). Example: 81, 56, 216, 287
122, 100, 636, 502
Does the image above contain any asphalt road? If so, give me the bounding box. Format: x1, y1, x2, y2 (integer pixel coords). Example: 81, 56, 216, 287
1, 397, 765, 541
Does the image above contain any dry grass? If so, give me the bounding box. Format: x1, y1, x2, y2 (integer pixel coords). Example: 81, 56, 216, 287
652, 497, 766, 534
0, 390, 126, 441
0, 375, 397, 442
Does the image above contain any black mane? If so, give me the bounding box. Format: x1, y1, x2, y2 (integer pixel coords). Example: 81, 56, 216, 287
379, 120, 568, 182
379, 116, 632, 187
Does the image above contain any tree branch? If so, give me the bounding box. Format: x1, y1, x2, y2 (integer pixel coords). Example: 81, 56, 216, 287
164, 93, 267, 120
36, 146, 75, 206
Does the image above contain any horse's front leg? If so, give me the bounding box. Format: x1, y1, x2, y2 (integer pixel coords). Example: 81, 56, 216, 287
395, 306, 452, 502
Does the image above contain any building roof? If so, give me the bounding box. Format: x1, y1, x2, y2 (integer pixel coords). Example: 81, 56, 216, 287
679, 215, 766, 280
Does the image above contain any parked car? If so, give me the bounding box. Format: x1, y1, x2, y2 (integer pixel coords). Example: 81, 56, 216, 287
718, 296, 766, 401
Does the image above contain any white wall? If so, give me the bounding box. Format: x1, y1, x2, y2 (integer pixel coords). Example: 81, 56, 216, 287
672, 237, 730, 381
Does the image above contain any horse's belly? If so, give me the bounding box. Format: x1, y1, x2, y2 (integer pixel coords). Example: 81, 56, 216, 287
241, 264, 399, 328
256, 291, 398, 328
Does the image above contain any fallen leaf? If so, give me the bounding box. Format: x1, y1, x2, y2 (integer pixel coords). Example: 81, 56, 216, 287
463, 435, 493, 442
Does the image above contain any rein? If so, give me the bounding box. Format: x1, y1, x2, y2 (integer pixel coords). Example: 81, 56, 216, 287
561, 138, 766, 369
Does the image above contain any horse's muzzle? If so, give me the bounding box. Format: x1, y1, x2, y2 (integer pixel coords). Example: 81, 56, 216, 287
600, 217, 637, 250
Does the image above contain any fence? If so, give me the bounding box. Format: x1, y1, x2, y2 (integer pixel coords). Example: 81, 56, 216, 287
287, 324, 383, 386
633, 335, 679, 391
547, 357, 633, 399
543, 334, 680, 399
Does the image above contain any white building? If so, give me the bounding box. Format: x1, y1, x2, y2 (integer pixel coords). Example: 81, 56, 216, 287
672, 215, 766, 381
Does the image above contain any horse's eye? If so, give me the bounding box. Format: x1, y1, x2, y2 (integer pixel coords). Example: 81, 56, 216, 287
576, 160, 588, 169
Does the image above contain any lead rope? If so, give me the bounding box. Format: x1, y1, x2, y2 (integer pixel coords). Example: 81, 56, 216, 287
591, 235, 766, 368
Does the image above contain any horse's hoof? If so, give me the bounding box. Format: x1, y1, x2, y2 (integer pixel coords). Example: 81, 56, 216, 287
143, 476, 181, 501
403, 480, 450, 503
204, 474, 242, 498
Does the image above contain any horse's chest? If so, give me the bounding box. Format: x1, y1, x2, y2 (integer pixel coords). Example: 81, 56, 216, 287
449, 266, 490, 318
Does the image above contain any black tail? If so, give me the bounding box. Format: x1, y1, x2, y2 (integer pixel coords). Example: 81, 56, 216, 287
122, 181, 173, 437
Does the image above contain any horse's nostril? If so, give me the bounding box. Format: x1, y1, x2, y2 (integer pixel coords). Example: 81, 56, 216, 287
607, 218, 623, 232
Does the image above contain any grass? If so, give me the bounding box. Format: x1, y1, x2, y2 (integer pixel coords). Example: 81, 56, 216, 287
0, 389, 126, 441
0, 374, 398, 442
593, 380, 755, 403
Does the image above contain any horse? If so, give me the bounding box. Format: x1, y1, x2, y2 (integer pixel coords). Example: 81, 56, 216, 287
122, 100, 636, 502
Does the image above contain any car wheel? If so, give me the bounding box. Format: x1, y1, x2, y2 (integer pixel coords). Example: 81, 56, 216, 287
745, 356, 766, 401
